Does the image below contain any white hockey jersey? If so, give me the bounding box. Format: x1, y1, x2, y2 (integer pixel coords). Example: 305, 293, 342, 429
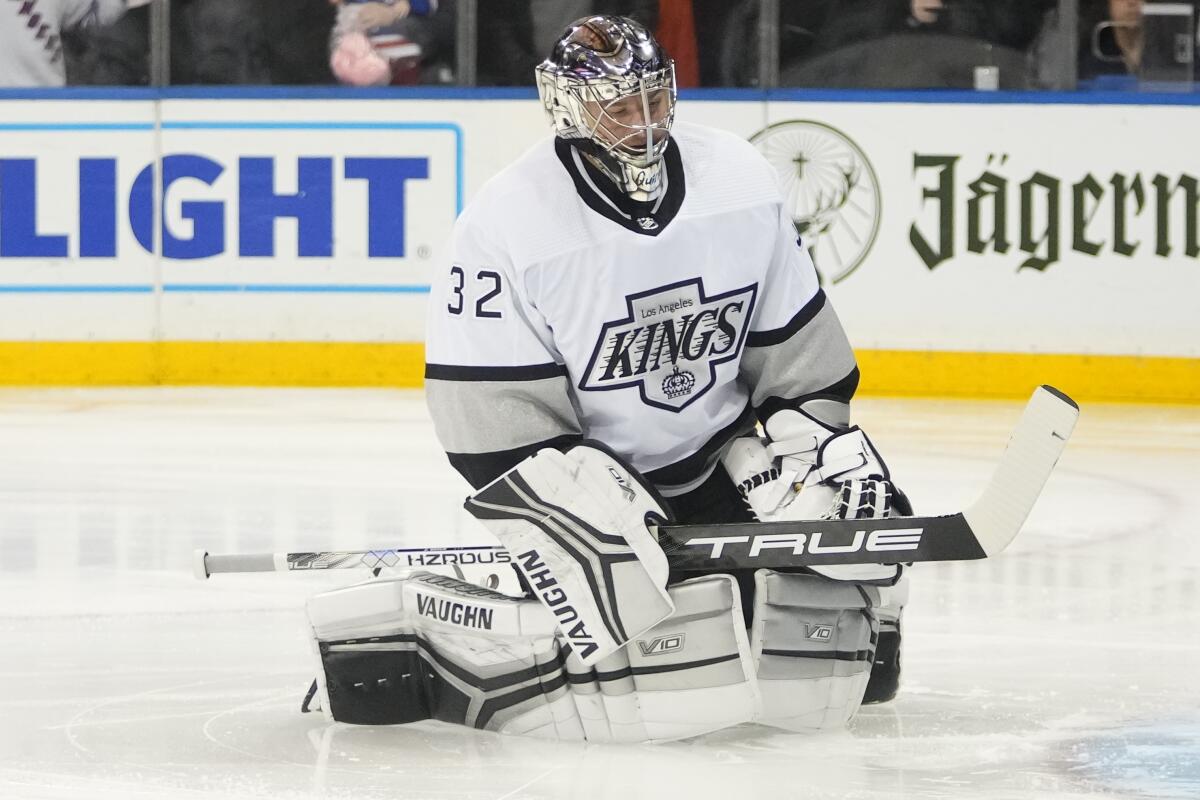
425, 122, 858, 494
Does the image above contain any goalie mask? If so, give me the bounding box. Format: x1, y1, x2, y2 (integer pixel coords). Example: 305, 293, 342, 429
536, 15, 677, 201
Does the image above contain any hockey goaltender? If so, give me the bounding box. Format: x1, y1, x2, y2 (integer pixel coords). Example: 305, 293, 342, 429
304, 15, 911, 742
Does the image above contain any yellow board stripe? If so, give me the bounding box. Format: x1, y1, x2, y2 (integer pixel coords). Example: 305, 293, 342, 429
855, 349, 1200, 404
0, 342, 425, 388
0, 341, 1196, 403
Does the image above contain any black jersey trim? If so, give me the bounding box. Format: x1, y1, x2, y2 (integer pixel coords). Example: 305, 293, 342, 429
446, 434, 584, 490
754, 367, 861, 426
425, 362, 569, 382
553, 137, 686, 236
745, 289, 827, 348
644, 403, 757, 488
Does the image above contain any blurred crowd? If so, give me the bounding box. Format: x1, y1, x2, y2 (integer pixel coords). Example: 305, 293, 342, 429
1, 0, 1195, 89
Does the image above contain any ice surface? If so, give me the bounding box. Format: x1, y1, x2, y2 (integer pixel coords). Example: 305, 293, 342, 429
1, 388, 1198, 800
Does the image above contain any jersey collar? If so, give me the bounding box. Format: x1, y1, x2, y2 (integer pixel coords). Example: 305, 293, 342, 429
554, 137, 686, 237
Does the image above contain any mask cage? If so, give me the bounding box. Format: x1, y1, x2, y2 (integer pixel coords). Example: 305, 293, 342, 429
538, 63, 677, 169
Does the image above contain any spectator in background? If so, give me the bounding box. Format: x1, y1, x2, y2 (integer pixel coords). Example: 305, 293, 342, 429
2, 0, 138, 86
905, 0, 1054, 50
773, 0, 1054, 88
689, 0, 734, 86
795, 0, 1052, 57
330, 0, 441, 85
476, 0, 538, 85
66, 0, 336, 85
1080, 0, 1144, 78
263, 0, 338, 84
174, 0, 271, 83
62, 2, 149, 85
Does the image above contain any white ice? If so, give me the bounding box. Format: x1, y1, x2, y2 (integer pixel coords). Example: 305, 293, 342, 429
1, 388, 1197, 800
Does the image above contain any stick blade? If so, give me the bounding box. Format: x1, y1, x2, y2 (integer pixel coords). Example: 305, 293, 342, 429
964, 385, 1079, 556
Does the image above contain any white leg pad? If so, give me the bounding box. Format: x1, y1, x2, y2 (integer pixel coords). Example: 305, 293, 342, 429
561, 574, 758, 742
750, 570, 879, 731
306, 570, 879, 739
307, 570, 584, 736
305, 570, 756, 742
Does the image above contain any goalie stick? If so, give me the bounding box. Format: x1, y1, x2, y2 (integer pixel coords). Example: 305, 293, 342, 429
195, 385, 1077, 580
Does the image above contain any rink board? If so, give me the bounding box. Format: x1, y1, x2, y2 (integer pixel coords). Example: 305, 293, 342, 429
0, 89, 1196, 402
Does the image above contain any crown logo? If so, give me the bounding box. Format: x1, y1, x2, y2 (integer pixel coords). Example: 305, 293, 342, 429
661, 366, 696, 399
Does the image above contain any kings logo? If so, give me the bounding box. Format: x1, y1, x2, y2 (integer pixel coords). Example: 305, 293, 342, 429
580, 278, 756, 412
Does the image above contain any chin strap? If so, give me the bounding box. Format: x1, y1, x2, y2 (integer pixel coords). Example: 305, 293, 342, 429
616, 159, 665, 201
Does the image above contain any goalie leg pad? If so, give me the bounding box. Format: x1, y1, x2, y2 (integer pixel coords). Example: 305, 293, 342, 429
750, 569, 879, 731
565, 574, 758, 742
307, 570, 586, 739
307, 571, 756, 742
864, 572, 909, 704
465, 442, 675, 667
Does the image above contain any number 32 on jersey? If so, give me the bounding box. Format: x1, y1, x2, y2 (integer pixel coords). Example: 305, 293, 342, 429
447, 266, 504, 320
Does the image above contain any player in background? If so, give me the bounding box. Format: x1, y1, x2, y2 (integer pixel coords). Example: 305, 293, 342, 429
305, 15, 911, 741
1, 0, 136, 87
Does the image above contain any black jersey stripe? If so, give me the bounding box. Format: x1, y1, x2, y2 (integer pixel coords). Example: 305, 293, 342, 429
644, 403, 757, 488
745, 289, 827, 348
754, 367, 860, 425
425, 362, 569, 382
446, 434, 584, 490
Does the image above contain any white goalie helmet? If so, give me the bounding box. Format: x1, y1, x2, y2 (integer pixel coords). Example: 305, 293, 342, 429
535, 15, 677, 199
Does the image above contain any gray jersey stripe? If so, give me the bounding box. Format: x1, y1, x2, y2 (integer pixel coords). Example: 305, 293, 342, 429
426, 375, 581, 455
739, 301, 858, 414
447, 435, 582, 491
